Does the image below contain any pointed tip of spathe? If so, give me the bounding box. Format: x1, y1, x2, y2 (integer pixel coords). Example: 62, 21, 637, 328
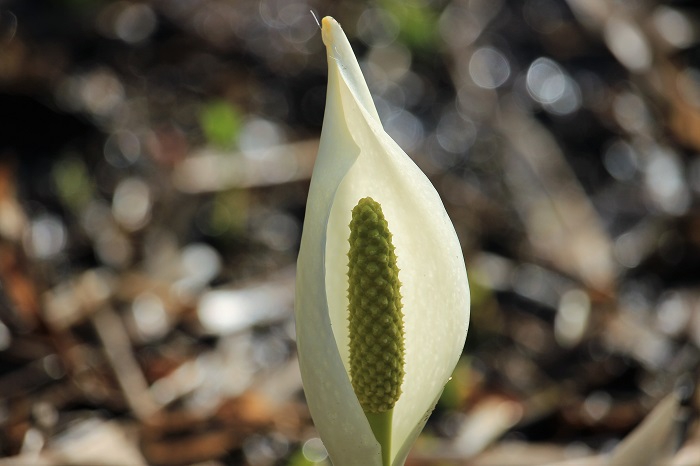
321, 16, 340, 48
318, 16, 382, 123
321, 16, 337, 29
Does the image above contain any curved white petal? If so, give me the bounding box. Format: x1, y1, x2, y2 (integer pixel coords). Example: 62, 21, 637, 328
295, 17, 470, 466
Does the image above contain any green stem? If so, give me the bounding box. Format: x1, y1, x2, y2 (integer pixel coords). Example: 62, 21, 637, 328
366, 408, 393, 466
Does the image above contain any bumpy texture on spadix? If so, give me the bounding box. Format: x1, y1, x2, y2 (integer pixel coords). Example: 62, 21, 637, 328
348, 197, 405, 414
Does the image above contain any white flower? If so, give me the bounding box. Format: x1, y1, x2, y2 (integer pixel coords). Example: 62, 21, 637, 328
295, 16, 470, 466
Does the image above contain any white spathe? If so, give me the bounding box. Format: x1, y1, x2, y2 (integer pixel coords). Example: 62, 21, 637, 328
295, 17, 470, 466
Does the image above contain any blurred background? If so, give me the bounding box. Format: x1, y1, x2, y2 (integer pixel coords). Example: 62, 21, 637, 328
1, 0, 700, 464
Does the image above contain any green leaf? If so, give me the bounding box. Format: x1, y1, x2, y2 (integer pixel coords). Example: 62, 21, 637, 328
380, 0, 439, 50
199, 100, 243, 149
53, 155, 93, 212
439, 357, 471, 410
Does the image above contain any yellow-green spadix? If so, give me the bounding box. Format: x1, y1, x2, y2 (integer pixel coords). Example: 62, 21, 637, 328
295, 16, 470, 466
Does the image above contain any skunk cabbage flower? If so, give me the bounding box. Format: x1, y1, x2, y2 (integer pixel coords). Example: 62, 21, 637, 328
295, 16, 470, 466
